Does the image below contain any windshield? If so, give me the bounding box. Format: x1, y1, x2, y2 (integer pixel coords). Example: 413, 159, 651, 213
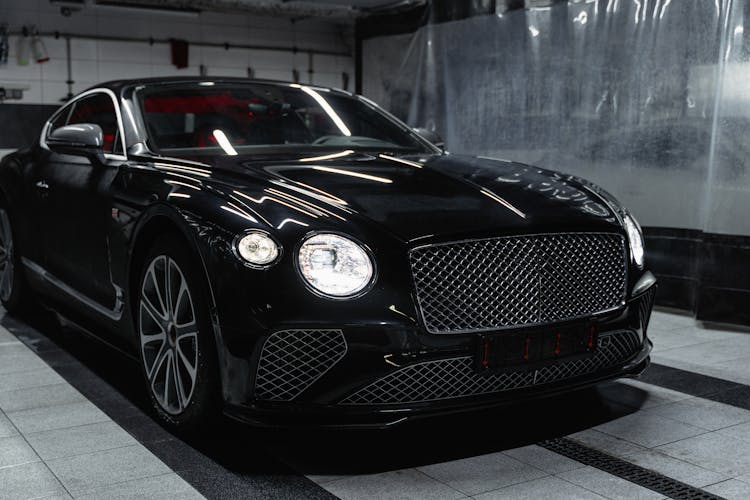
137, 82, 432, 157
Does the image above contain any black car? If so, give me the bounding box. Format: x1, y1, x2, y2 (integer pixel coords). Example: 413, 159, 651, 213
0, 78, 655, 430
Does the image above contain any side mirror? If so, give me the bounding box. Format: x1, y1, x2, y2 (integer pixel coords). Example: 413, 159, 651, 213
47, 124, 104, 161
413, 127, 445, 151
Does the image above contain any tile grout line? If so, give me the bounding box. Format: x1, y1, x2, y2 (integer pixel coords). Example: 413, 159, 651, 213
466, 475, 558, 499
408, 467, 473, 498
0, 380, 76, 499
0, 384, 88, 413
18, 417, 118, 438
5, 401, 111, 434
0, 325, 188, 499
69, 467, 198, 499
0, 379, 69, 396
417, 462, 544, 498
703, 478, 750, 489
314, 467, 470, 498
551, 473, 617, 500
626, 445, 735, 486
647, 431, 750, 479
0, 459, 43, 471
67, 471, 206, 499
1, 318, 336, 500
596, 428, 713, 448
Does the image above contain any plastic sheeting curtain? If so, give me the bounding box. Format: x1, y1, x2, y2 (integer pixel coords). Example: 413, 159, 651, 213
363, 0, 748, 235
363, 0, 750, 321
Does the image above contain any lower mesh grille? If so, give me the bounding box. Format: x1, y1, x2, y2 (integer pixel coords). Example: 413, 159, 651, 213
341, 330, 640, 405
255, 329, 347, 401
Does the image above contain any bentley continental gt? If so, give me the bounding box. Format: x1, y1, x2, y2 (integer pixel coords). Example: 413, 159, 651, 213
0, 78, 655, 430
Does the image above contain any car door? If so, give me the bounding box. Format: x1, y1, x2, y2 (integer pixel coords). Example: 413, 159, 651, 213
36, 91, 126, 317
20, 104, 73, 271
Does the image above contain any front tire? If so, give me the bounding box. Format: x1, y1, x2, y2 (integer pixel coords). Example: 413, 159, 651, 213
0, 208, 30, 315
137, 236, 220, 431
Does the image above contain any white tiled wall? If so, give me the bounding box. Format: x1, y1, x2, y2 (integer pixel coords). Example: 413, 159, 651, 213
0, 0, 354, 105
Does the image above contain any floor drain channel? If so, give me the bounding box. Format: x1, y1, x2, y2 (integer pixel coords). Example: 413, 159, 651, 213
539, 438, 725, 500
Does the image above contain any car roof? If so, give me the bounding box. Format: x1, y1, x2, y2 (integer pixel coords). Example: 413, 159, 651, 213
88, 77, 353, 97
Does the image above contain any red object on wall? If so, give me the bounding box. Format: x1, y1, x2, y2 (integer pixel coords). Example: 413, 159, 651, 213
170, 39, 189, 69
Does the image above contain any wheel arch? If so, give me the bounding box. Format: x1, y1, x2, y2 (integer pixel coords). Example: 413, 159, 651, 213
0, 153, 27, 207
128, 205, 231, 402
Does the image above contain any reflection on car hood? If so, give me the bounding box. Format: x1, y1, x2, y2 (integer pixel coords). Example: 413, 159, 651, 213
191, 152, 621, 242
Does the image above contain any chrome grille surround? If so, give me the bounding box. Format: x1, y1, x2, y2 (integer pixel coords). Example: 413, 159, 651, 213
409, 233, 628, 334
255, 329, 347, 402
341, 330, 640, 405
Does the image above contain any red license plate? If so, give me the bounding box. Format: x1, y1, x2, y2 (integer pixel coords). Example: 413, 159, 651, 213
476, 324, 597, 373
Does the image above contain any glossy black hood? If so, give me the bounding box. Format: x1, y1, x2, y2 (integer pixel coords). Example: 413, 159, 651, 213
189, 152, 622, 243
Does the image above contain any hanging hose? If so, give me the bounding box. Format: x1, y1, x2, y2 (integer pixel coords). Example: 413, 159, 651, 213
64, 35, 73, 101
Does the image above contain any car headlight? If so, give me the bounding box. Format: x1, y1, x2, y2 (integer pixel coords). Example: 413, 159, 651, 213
236, 231, 281, 267
297, 233, 374, 298
623, 213, 645, 268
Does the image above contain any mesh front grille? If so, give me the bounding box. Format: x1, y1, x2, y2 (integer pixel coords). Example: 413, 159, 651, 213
410, 233, 627, 334
255, 329, 347, 401
341, 330, 640, 405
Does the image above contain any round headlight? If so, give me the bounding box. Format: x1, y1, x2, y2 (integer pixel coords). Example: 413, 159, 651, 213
297, 233, 374, 298
236, 231, 280, 267
623, 213, 645, 268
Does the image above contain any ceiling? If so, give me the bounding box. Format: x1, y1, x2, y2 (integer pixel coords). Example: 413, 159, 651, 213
89, 0, 424, 18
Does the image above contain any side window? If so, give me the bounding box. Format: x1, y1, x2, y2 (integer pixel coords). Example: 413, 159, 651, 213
67, 93, 120, 154
47, 105, 72, 136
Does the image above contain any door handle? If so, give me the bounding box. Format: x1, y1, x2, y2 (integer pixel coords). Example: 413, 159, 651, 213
35, 180, 49, 190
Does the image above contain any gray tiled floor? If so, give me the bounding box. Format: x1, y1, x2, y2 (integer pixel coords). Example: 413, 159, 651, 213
705, 479, 750, 500
0, 460, 70, 500
417, 452, 547, 496
322, 468, 467, 500
74, 473, 205, 500
4, 308, 750, 500
6, 400, 111, 435
308, 311, 750, 500
473, 476, 606, 500
0, 366, 65, 392
593, 410, 706, 448
24, 421, 137, 461
46, 444, 174, 495
557, 466, 663, 500
655, 432, 750, 477
624, 448, 729, 488
503, 445, 584, 474
0, 434, 39, 468
0, 324, 203, 500
650, 310, 750, 386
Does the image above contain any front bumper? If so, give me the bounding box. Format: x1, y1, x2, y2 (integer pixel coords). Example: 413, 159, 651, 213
222, 284, 656, 428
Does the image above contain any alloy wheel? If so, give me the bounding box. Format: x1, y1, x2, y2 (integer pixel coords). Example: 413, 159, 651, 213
139, 255, 199, 415
0, 210, 15, 303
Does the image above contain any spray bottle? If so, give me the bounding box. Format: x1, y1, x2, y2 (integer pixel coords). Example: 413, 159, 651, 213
31, 26, 49, 63
16, 26, 30, 66
0, 24, 9, 66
